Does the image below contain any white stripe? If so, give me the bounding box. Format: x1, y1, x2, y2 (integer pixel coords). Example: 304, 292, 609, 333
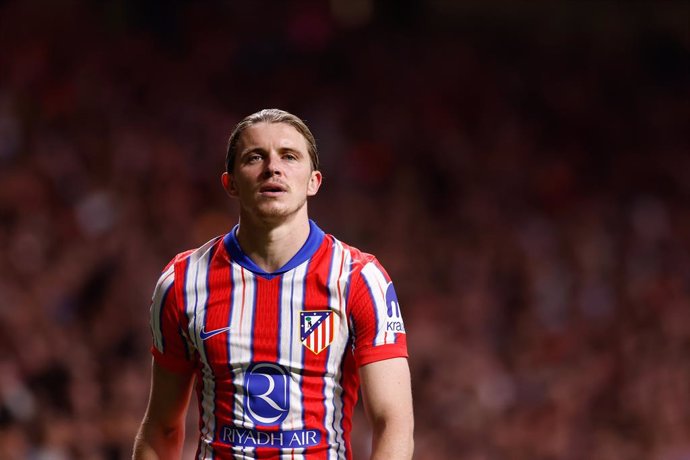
324, 241, 352, 459
182, 243, 216, 460
316, 326, 323, 352
228, 264, 257, 456
150, 265, 175, 352
361, 262, 391, 345
279, 262, 308, 459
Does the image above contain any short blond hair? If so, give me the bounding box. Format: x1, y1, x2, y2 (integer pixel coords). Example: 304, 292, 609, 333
225, 109, 319, 173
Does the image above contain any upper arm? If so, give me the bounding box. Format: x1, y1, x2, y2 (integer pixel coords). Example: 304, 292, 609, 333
359, 357, 414, 429
134, 361, 194, 460
348, 259, 408, 368
348, 257, 412, 429
359, 357, 414, 460
135, 256, 196, 459
144, 361, 195, 429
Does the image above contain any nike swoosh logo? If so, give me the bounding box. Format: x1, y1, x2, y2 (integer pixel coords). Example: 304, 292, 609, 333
200, 326, 231, 341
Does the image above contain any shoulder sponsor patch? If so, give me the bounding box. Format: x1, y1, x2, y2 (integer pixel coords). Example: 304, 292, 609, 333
300, 310, 334, 355
385, 282, 406, 333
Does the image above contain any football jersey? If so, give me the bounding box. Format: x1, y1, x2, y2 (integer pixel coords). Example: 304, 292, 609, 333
149, 220, 408, 460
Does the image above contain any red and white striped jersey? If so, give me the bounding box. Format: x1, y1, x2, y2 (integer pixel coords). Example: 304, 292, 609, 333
149, 220, 408, 459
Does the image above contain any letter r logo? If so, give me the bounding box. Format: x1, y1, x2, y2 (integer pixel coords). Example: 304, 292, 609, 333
244, 362, 290, 426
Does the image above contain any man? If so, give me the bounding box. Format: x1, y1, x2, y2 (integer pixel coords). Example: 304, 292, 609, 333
133, 109, 414, 459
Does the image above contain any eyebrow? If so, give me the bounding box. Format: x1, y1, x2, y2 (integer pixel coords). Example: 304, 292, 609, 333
240, 147, 265, 156
240, 146, 304, 157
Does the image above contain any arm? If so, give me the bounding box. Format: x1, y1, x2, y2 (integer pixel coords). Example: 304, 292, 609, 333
132, 361, 195, 460
359, 357, 414, 460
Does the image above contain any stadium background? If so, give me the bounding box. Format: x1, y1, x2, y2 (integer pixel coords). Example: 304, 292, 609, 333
0, 1, 688, 459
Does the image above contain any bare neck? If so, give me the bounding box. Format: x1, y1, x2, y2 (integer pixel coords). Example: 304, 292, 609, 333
235, 213, 312, 273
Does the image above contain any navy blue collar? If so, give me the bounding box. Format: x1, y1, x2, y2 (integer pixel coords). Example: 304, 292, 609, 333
223, 220, 325, 279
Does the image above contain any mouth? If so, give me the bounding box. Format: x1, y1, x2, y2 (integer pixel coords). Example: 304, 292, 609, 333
258, 183, 288, 196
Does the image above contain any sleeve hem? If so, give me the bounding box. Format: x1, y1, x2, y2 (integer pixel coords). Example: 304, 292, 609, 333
151, 347, 195, 374
355, 344, 408, 368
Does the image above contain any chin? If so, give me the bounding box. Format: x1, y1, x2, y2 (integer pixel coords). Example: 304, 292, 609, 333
253, 201, 306, 221
255, 205, 293, 219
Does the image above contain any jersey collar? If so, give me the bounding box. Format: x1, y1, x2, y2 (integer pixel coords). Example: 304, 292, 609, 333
223, 219, 325, 279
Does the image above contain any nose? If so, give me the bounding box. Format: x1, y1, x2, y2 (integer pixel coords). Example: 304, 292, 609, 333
262, 152, 283, 177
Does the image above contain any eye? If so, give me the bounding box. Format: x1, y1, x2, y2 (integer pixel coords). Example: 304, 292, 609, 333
245, 153, 263, 163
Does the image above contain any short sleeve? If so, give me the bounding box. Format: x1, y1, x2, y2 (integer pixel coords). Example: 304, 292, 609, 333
348, 258, 408, 368
149, 259, 196, 374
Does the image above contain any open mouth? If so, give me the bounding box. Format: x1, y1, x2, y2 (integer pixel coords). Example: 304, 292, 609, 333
259, 183, 287, 195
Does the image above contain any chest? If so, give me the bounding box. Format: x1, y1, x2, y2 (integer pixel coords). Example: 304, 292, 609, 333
182, 263, 352, 376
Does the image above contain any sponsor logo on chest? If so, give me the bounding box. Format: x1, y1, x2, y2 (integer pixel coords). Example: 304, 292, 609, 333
225, 361, 321, 448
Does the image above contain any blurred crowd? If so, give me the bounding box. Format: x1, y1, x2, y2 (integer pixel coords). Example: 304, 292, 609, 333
0, 1, 688, 459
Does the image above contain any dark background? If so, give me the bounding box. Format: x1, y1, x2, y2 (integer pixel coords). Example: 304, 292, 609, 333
0, 1, 688, 459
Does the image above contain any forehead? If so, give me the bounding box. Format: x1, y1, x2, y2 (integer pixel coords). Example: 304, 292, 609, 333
238, 122, 308, 153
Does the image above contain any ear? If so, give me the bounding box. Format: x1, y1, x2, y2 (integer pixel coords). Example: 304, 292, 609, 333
221, 172, 238, 197
306, 170, 322, 197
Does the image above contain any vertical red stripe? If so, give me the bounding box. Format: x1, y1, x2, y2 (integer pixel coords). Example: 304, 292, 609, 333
251, 275, 282, 458
300, 242, 334, 460
239, 268, 246, 335
158, 257, 190, 365
251, 276, 281, 363
201, 243, 237, 459
338, 349, 358, 460
351, 266, 385, 359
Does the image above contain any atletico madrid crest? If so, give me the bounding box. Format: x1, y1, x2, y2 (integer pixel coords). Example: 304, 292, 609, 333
300, 311, 334, 355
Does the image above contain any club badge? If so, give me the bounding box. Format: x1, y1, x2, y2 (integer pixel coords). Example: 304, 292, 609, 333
300, 311, 334, 355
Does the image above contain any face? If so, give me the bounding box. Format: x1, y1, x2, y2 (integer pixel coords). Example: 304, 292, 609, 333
222, 122, 322, 222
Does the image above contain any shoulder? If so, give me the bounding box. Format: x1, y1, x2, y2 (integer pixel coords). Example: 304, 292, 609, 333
160, 235, 226, 279
324, 233, 383, 276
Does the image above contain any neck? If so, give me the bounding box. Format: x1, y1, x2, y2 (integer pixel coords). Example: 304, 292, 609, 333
235, 211, 312, 273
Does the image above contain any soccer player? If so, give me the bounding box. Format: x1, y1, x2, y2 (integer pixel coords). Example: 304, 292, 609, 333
132, 109, 414, 460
